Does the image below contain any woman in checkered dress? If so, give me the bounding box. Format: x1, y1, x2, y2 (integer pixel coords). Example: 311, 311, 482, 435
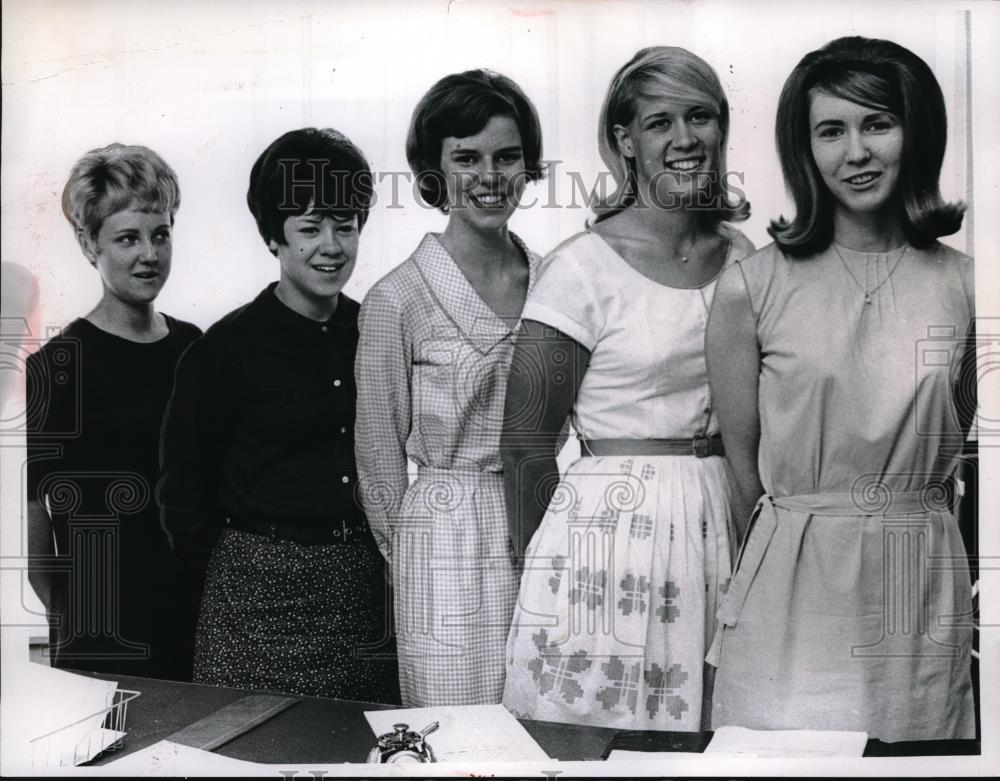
355, 70, 545, 706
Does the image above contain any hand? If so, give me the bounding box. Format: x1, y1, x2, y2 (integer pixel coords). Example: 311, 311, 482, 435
507, 535, 525, 577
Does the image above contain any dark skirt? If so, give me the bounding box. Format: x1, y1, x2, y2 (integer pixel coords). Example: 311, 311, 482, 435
193, 528, 399, 703
48, 518, 197, 681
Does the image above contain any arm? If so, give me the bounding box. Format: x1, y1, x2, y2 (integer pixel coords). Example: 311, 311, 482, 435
706, 263, 764, 542
27, 500, 56, 611
157, 336, 230, 583
955, 316, 978, 443
501, 318, 590, 560
355, 284, 411, 563
25, 349, 62, 613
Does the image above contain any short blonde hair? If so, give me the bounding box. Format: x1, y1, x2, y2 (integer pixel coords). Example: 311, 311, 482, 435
62, 143, 180, 240
595, 46, 749, 223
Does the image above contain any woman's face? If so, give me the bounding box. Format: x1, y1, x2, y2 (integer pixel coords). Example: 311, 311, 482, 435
614, 93, 722, 209
439, 114, 527, 232
270, 209, 359, 318
808, 89, 903, 219
83, 208, 172, 305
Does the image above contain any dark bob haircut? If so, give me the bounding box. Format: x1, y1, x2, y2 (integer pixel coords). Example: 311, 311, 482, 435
247, 127, 373, 251
769, 36, 964, 257
405, 69, 544, 211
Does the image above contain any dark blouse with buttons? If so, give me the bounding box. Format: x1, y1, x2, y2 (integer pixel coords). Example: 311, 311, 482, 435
159, 283, 370, 575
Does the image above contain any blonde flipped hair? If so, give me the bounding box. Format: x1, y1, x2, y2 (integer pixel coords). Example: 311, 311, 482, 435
594, 46, 749, 224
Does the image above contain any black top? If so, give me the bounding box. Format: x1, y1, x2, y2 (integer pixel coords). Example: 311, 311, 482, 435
26, 315, 202, 679
158, 283, 367, 574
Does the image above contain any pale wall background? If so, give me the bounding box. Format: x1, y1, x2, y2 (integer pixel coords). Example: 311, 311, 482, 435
2, 3, 998, 762
2, 0, 978, 333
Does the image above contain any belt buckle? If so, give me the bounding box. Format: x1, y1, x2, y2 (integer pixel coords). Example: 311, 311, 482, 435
692, 435, 710, 458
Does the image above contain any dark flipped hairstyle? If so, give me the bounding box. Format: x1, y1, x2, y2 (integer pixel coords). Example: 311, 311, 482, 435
247, 127, 373, 251
769, 36, 964, 256
405, 69, 544, 211
594, 46, 750, 225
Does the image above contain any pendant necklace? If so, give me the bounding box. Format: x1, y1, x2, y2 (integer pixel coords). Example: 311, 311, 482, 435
832, 243, 909, 305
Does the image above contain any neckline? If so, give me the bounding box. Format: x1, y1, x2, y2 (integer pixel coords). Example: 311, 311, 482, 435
78, 314, 174, 345
831, 241, 909, 262
262, 282, 353, 333
587, 230, 734, 290
427, 232, 536, 325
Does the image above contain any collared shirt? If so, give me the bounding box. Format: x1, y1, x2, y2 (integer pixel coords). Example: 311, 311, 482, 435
159, 283, 364, 572
354, 232, 541, 559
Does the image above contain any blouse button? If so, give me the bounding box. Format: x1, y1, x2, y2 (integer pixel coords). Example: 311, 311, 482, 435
339, 426, 348, 434
341, 475, 350, 484
321, 326, 328, 333
333, 379, 342, 387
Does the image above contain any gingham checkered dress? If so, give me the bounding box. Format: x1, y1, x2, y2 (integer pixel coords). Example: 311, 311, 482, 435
356, 233, 540, 706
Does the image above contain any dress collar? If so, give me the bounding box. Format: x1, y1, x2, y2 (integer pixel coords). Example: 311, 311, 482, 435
410, 232, 540, 354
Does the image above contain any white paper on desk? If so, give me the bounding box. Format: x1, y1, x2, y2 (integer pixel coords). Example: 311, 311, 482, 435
606, 750, 706, 760
705, 725, 868, 758
364, 704, 549, 763
9, 664, 122, 767
27, 664, 119, 738
56, 728, 125, 767
105, 740, 275, 775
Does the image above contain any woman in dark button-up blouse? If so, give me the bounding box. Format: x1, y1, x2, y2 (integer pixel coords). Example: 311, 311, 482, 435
159, 128, 399, 701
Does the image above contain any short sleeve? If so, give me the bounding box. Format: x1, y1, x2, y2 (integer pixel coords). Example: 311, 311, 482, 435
521, 236, 606, 351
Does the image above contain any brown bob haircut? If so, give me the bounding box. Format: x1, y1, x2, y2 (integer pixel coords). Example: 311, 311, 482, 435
769, 36, 964, 257
405, 69, 544, 211
247, 127, 373, 252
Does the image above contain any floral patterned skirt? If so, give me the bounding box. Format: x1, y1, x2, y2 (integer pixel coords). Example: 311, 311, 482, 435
503, 454, 732, 730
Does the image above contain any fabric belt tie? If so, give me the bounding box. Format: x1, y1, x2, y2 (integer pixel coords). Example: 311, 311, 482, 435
579, 435, 725, 458
706, 487, 952, 666
224, 515, 368, 546
772, 489, 941, 516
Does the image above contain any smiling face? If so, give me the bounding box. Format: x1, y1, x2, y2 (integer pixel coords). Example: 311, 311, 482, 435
808, 88, 903, 221
270, 210, 359, 320
439, 114, 527, 232
82, 208, 172, 305
614, 93, 722, 209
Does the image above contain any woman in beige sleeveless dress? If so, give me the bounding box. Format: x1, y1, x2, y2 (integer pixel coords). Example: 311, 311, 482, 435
706, 36, 975, 742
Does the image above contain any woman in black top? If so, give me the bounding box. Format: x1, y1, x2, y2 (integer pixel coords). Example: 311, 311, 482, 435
159, 128, 399, 701
26, 143, 200, 680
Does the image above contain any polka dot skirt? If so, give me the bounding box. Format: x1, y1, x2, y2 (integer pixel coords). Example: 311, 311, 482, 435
193, 528, 400, 703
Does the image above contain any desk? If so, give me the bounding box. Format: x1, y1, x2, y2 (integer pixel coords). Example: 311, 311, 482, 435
89, 674, 979, 765
90, 674, 623, 764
